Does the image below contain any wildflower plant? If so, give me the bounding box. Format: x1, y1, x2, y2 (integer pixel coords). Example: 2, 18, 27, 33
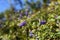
0, 0, 60, 40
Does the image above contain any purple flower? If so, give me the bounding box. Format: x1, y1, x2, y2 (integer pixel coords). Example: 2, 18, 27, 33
20, 14, 23, 18
40, 20, 46, 25
25, 11, 28, 16
29, 31, 34, 37
19, 21, 26, 27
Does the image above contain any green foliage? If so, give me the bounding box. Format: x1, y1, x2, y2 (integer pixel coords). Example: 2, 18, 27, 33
0, 1, 60, 40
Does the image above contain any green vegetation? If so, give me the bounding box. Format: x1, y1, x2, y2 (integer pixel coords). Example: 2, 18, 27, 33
0, 0, 60, 40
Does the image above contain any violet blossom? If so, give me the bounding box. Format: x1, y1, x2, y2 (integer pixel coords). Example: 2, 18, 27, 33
29, 31, 34, 38
40, 20, 46, 25
20, 13, 23, 18
25, 11, 28, 16
19, 21, 26, 27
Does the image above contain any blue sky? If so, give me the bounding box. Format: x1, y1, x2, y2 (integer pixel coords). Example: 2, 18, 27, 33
0, 0, 10, 12
0, 0, 37, 13
0, 0, 26, 13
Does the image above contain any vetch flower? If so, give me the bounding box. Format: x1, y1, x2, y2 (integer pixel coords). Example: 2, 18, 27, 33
29, 31, 34, 38
20, 14, 23, 18
19, 21, 26, 27
40, 20, 46, 25
25, 11, 28, 16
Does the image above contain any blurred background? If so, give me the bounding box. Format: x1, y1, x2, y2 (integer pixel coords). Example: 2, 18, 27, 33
0, 0, 60, 40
